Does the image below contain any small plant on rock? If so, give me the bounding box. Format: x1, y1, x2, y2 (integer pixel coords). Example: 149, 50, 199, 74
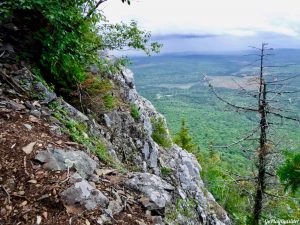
161, 167, 173, 176
151, 116, 172, 148
130, 104, 140, 120
103, 93, 117, 111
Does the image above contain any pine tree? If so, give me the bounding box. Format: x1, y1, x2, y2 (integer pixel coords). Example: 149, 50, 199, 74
174, 119, 196, 152
277, 152, 300, 194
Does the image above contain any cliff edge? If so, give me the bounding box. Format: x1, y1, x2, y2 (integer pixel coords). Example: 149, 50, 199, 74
0, 43, 231, 225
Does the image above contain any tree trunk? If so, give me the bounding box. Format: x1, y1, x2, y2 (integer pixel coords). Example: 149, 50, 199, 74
253, 43, 268, 224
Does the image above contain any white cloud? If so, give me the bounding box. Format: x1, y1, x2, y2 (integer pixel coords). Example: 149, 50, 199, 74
102, 0, 300, 37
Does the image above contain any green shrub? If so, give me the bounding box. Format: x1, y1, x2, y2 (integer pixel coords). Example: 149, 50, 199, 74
161, 167, 173, 176
103, 94, 117, 111
130, 104, 140, 120
94, 141, 110, 162
83, 75, 113, 95
173, 118, 196, 152
151, 117, 172, 148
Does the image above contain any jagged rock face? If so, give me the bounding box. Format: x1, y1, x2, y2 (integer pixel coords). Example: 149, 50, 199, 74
1, 57, 231, 224
125, 173, 174, 210
103, 67, 231, 225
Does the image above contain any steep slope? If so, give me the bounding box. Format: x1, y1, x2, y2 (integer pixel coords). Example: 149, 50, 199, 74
0, 44, 231, 225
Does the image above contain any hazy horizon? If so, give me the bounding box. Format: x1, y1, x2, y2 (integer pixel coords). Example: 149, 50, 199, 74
103, 0, 300, 55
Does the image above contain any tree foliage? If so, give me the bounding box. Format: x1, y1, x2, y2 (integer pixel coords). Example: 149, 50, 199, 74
151, 117, 172, 148
174, 118, 196, 151
0, 0, 161, 88
277, 152, 300, 194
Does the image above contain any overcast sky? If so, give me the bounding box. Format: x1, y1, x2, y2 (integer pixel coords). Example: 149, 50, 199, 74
103, 0, 300, 54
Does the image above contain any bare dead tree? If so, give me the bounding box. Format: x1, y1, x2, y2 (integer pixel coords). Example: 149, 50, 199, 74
206, 43, 300, 224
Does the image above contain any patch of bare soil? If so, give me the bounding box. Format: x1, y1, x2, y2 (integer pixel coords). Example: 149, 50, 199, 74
205, 75, 259, 90
0, 99, 152, 225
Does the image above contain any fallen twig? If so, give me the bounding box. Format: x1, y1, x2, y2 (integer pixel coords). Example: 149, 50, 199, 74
0, 185, 11, 204
60, 166, 71, 184
24, 156, 29, 176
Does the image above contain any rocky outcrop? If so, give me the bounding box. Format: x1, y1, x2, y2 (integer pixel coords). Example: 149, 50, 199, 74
35, 148, 97, 179
0, 48, 231, 224
105, 66, 231, 224
61, 173, 109, 211
125, 173, 174, 210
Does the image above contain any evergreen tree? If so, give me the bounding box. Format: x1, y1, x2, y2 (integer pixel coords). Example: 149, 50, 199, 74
174, 119, 196, 152
278, 152, 300, 194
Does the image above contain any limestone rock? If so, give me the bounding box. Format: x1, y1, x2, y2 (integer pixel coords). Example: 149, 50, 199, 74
60, 174, 109, 211
35, 148, 97, 179
121, 67, 135, 89
125, 173, 174, 210
6, 100, 25, 111
34, 82, 57, 104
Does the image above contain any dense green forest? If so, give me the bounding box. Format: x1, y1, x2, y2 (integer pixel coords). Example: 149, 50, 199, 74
130, 52, 300, 224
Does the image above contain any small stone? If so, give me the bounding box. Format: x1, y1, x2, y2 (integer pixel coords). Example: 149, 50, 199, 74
56, 140, 63, 145
32, 101, 41, 108
95, 169, 116, 176
0, 208, 6, 216
41, 110, 51, 116
22, 142, 36, 154
5, 205, 12, 211
42, 211, 48, 219
23, 124, 32, 131
27, 179, 37, 184
135, 220, 147, 225
127, 214, 132, 218
30, 110, 41, 118
36, 215, 42, 224
6, 178, 15, 190
19, 201, 28, 207
0, 136, 6, 144
29, 115, 39, 123
97, 215, 111, 224
18, 191, 25, 195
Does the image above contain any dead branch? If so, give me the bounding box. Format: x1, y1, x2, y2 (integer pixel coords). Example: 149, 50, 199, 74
214, 126, 260, 149
266, 111, 299, 122
0, 70, 26, 93
208, 83, 258, 112
266, 74, 300, 84
85, 0, 108, 19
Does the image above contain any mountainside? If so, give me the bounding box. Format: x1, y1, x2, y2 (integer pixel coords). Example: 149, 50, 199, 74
0, 42, 230, 225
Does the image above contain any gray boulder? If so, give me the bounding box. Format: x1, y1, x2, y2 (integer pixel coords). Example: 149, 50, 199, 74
35, 148, 97, 179
125, 173, 174, 210
34, 82, 57, 104
60, 173, 109, 210
121, 67, 135, 89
